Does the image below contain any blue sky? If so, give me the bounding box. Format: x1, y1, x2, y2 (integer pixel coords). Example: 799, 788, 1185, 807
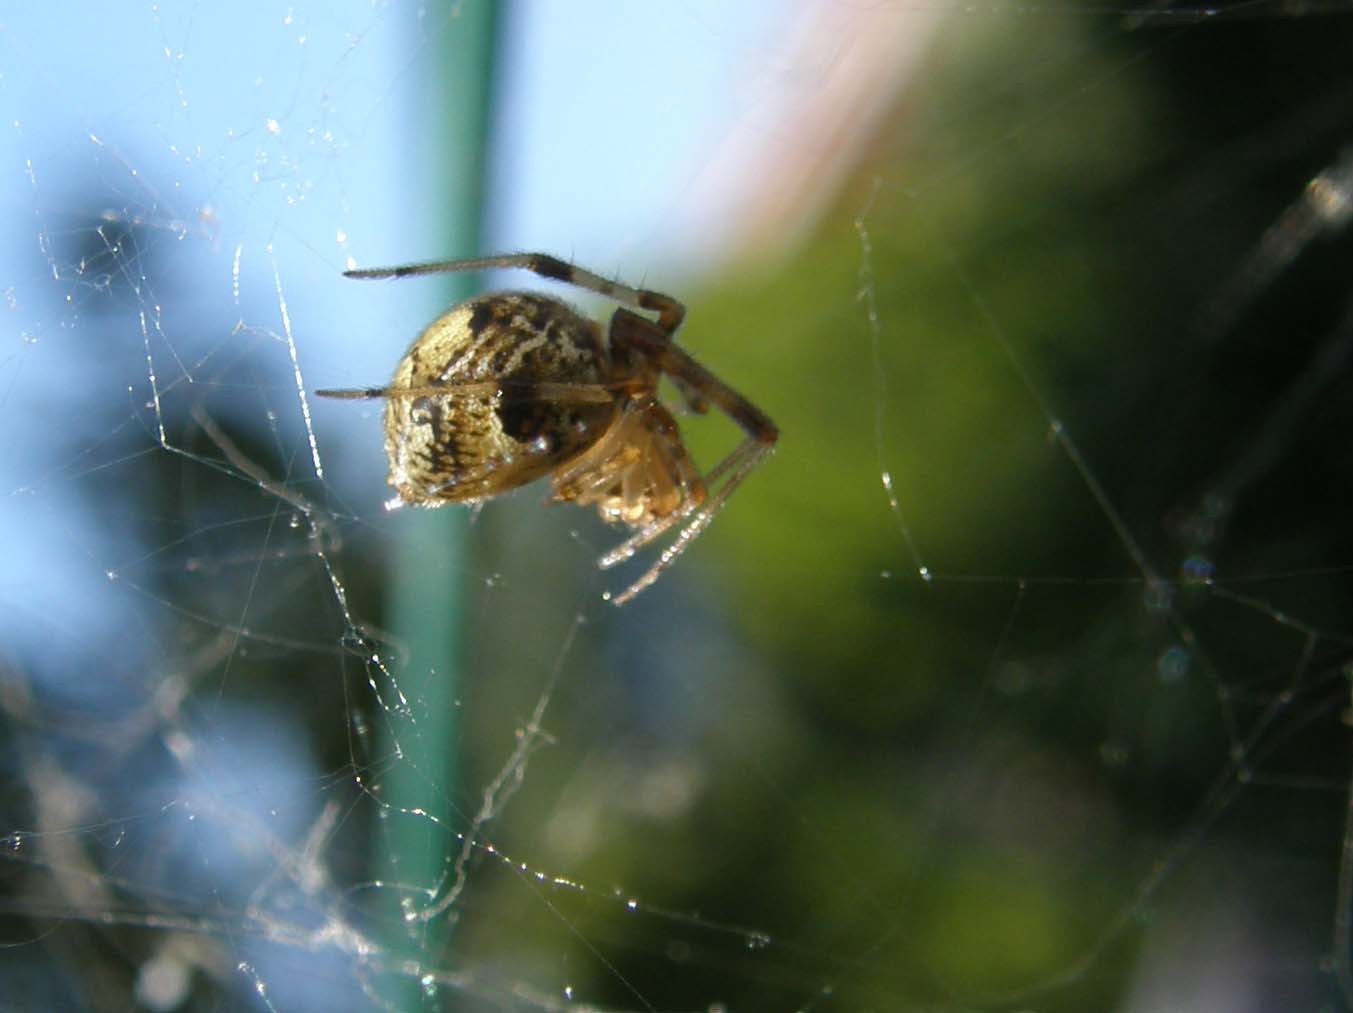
0, 1, 786, 693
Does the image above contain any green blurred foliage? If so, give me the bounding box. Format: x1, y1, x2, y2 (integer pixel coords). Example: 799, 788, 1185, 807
686, 11, 1157, 731
419, 9, 1353, 1010
499, 9, 1353, 1010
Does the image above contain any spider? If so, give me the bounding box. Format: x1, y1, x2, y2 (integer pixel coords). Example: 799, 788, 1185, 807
316, 253, 778, 605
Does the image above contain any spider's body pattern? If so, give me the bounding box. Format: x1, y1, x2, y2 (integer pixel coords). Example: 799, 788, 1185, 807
318, 253, 777, 605
384, 292, 614, 504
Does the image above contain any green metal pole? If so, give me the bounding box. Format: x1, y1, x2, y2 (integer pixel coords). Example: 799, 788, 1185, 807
377, 1, 500, 1005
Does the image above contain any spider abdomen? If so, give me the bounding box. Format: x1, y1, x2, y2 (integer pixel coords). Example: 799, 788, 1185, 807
383, 292, 617, 504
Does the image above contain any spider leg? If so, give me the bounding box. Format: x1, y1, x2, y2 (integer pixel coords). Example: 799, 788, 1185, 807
315, 379, 624, 405
666, 376, 712, 416
610, 310, 779, 447
344, 252, 686, 334
603, 436, 774, 606
598, 431, 766, 570
591, 311, 776, 604
597, 497, 700, 570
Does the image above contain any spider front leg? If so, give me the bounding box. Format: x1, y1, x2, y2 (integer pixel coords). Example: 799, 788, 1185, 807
344, 252, 687, 334
609, 309, 778, 447
597, 310, 778, 605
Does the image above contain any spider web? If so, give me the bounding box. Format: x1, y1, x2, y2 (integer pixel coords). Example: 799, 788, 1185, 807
4, 2, 1353, 1010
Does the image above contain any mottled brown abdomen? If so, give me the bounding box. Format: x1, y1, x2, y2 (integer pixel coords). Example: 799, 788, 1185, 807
383, 292, 618, 504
